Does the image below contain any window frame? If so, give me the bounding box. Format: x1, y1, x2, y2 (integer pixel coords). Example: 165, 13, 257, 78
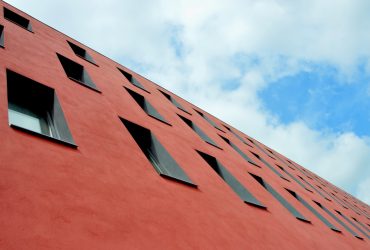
3, 7, 33, 32
67, 40, 97, 66
7, 70, 77, 148
0, 24, 4, 48
120, 118, 196, 187
56, 53, 100, 93
118, 68, 150, 93
178, 114, 221, 149
124, 87, 171, 126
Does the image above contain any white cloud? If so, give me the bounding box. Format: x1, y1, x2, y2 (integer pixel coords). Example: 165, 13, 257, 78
6, 0, 370, 203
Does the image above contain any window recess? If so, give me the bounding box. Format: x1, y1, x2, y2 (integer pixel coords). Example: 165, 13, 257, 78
3, 7, 32, 32
57, 53, 100, 92
125, 87, 170, 125
178, 114, 220, 149
120, 118, 196, 187
118, 68, 149, 93
250, 173, 310, 222
7, 70, 76, 147
67, 41, 97, 65
158, 89, 191, 114
197, 151, 265, 208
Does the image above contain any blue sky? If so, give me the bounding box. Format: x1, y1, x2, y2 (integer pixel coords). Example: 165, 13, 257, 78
5, 0, 370, 204
259, 63, 370, 136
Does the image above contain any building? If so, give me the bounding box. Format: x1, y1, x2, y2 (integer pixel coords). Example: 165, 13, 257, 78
0, 1, 369, 249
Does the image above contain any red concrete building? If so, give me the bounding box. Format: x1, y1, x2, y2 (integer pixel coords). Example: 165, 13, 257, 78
0, 2, 369, 249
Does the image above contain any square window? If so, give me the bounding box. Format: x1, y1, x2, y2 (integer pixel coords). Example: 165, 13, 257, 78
314, 201, 363, 239
57, 53, 100, 92
219, 135, 259, 167
250, 173, 309, 222
0, 25, 4, 47
3, 7, 32, 32
7, 70, 76, 147
120, 118, 196, 187
194, 109, 224, 131
125, 87, 170, 125
197, 150, 265, 208
118, 68, 149, 93
178, 114, 220, 149
286, 189, 340, 232
158, 89, 191, 114
67, 41, 96, 65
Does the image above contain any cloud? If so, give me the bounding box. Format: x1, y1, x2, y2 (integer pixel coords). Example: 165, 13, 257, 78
6, 0, 370, 203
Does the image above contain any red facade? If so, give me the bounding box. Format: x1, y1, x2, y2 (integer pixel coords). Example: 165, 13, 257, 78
0, 2, 369, 249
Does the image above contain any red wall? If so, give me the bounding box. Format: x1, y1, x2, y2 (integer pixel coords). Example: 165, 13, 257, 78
0, 2, 369, 249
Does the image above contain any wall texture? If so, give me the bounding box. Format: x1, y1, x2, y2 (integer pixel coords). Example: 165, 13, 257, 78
0, 1, 369, 249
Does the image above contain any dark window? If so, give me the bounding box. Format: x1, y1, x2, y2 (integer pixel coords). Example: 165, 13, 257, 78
158, 89, 191, 114
266, 148, 274, 155
56, 54, 99, 92
335, 211, 369, 239
3, 7, 32, 32
297, 175, 332, 200
249, 173, 309, 222
125, 87, 170, 125
223, 124, 251, 146
286, 189, 340, 232
220, 135, 259, 167
118, 68, 149, 93
352, 217, 370, 234
67, 41, 96, 65
178, 114, 220, 149
268, 155, 276, 160
250, 152, 289, 181
316, 186, 348, 209
7, 70, 76, 147
197, 151, 265, 208
0, 25, 4, 47
246, 138, 254, 144
277, 165, 311, 190
194, 109, 224, 131
120, 118, 196, 187
314, 201, 363, 239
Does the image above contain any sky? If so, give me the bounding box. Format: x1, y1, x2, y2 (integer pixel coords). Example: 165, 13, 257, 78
5, 0, 370, 204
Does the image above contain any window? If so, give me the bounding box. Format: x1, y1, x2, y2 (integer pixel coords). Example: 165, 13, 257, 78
56, 53, 100, 92
178, 114, 220, 149
352, 217, 370, 236
220, 135, 260, 167
297, 175, 331, 200
223, 124, 251, 146
246, 137, 254, 144
249, 173, 309, 222
313, 201, 363, 240
3, 7, 32, 32
197, 151, 265, 208
268, 155, 276, 160
0, 25, 4, 47
276, 165, 311, 191
335, 211, 369, 239
7, 70, 76, 147
250, 152, 290, 181
194, 109, 224, 132
266, 148, 274, 155
316, 186, 348, 209
118, 68, 149, 93
125, 87, 170, 125
158, 89, 191, 114
120, 118, 196, 187
286, 189, 340, 232
67, 41, 96, 65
